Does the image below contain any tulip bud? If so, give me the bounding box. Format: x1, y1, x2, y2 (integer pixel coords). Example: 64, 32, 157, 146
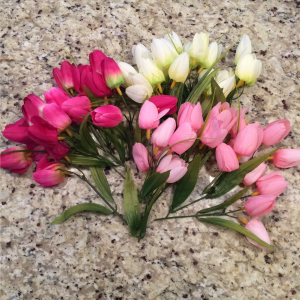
2, 117, 32, 144
132, 44, 152, 70
168, 52, 190, 83
152, 118, 176, 151
44, 87, 70, 107
89, 50, 107, 72
201, 42, 222, 69
235, 34, 252, 65
139, 58, 165, 86
91, 105, 123, 127
125, 85, 149, 103
244, 195, 276, 217
216, 143, 239, 172
245, 218, 271, 249
132, 143, 150, 171
149, 95, 178, 115
0, 146, 33, 173
177, 102, 203, 131
235, 53, 262, 86
242, 162, 266, 186
262, 119, 291, 146
164, 31, 183, 54
156, 154, 188, 183
200, 119, 228, 148
62, 96, 92, 123
101, 57, 125, 89
117, 61, 138, 87
272, 149, 300, 168
188, 33, 209, 65
256, 171, 288, 196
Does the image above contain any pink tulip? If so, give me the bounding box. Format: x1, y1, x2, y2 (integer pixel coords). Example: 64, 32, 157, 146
91, 105, 123, 127
22, 94, 47, 124
101, 57, 124, 89
2, 117, 32, 144
216, 143, 239, 172
230, 107, 249, 138
156, 154, 188, 183
45, 142, 70, 161
168, 122, 197, 155
0, 146, 33, 173
151, 118, 176, 152
177, 102, 203, 131
233, 123, 263, 156
62, 96, 92, 123
256, 171, 288, 196
245, 218, 271, 249
200, 119, 228, 148
139, 100, 169, 133
26, 142, 45, 163
44, 87, 70, 106
89, 50, 107, 72
53, 61, 81, 93
272, 149, 300, 168
132, 143, 150, 171
149, 95, 178, 115
262, 119, 290, 146
33, 155, 66, 187
244, 195, 276, 216
242, 162, 266, 186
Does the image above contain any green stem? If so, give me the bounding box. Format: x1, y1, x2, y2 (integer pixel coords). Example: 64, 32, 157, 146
171, 195, 207, 213
155, 214, 199, 221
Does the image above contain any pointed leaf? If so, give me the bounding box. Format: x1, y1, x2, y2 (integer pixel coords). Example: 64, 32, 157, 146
65, 153, 116, 167
79, 113, 98, 154
141, 171, 170, 198
211, 77, 226, 104
197, 217, 273, 249
50, 203, 113, 225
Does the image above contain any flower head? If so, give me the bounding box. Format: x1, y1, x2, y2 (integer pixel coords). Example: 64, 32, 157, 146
244, 195, 276, 216
256, 171, 288, 196
101, 57, 125, 89
91, 105, 123, 127
245, 218, 271, 249
272, 149, 300, 168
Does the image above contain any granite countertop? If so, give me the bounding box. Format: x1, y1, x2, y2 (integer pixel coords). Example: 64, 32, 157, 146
1, 0, 300, 299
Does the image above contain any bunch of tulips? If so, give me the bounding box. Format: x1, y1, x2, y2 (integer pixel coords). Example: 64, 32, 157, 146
1, 31, 300, 249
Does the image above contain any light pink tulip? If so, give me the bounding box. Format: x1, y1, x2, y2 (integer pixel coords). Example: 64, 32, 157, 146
152, 118, 176, 151
244, 195, 276, 216
89, 50, 107, 73
245, 218, 271, 249
156, 154, 188, 183
177, 102, 203, 131
256, 171, 288, 196
272, 149, 300, 168
200, 119, 228, 148
139, 100, 169, 131
233, 123, 263, 156
216, 143, 239, 172
0, 146, 33, 173
230, 107, 249, 138
242, 162, 266, 186
2, 117, 32, 144
168, 123, 197, 155
91, 105, 123, 127
262, 119, 290, 146
132, 143, 150, 171
149, 95, 178, 115
44, 87, 70, 106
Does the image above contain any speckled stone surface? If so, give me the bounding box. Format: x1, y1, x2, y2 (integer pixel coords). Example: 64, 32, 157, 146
1, 0, 300, 299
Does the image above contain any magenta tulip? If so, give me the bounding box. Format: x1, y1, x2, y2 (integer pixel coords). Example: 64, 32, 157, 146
149, 95, 178, 115
132, 143, 150, 171
26, 142, 45, 163
262, 119, 290, 146
216, 143, 239, 172
44, 87, 70, 106
45, 142, 70, 161
200, 119, 228, 148
22, 94, 47, 124
0, 146, 33, 173
101, 57, 124, 89
156, 154, 188, 183
233, 123, 263, 156
152, 118, 176, 152
242, 162, 266, 186
2, 117, 32, 144
177, 102, 203, 131
256, 171, 288, 196
62, 96, 92, 123
91, 105, 123, 127
168, 123, 197, 155
53, 61, 81, 93
89, 50, 107, 73
245, 218, 271, 249
244, 195, 276, 216
272, 149, 300, 168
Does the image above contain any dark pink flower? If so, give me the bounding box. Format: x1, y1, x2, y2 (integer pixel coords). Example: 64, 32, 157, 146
89, 50, 107, 72
101, 57, 124, 89
2, 117, 32, 144
44, 87, 70, 106
62, 96, 92, 123
91, 105, 123, 127
149, 95, 178, 115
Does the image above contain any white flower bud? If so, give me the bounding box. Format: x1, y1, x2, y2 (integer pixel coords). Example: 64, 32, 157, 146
130, 73, 153, 98
168, 52, 190, 83
235, 34, 252, 65
139, 58, 165, 86
188, 33, 209, 64
126, 85, 149, 103
201, 42, 223, 69
164, 31, 183, 54
208, 68, 236, 97
117, 62, 138, 87
132, 44, 152, 69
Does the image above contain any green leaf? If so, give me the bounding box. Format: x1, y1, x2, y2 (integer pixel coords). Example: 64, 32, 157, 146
102, 129, 126, 163
197, 217, 274, 249
134, 112, 142, 143
50, 203, 113, 225
170, 154, 203, 212
211, 78, 226, 104
141, 171, 170, 198
66, 153, 116, 167
111, 124, 128, 143
90, 167, 115, 202
79, 113, 98, 154
123, 167, 141, 236
84, 86, 103, 103
198, 186, 251, 214
205, 148, 281, 198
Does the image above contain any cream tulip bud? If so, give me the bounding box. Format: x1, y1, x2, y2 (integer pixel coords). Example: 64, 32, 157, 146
130, 73, 153, 98
164, 31, 183, 54
201, 42, 223, 69
151, 38, 178, 69
235, 34, 252, 65
189, 33, 209, 65
132, 44, 152, 70
139, 58, 165, 86
235, 53, 262, 86
117, 62, 138, 87
168, 52, 190, 83
125, 85, 149, 103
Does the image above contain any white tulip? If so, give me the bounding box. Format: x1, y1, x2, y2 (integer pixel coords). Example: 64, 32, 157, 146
126, 85, 149, 103
201, 42, 223, 69
151, 38, 178, 69
168, 52, 190, 84
188, 33, 209, 65
130, 73, 153, 98
235, 53, 262, 85
117, 62, 138, 87
235, 34, 252, 65
164, 31, 183, 54
132, 44, 152, 69
139, 58, 165, 86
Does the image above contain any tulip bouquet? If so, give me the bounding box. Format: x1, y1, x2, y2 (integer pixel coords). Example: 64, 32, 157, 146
1, 32, 300, 250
